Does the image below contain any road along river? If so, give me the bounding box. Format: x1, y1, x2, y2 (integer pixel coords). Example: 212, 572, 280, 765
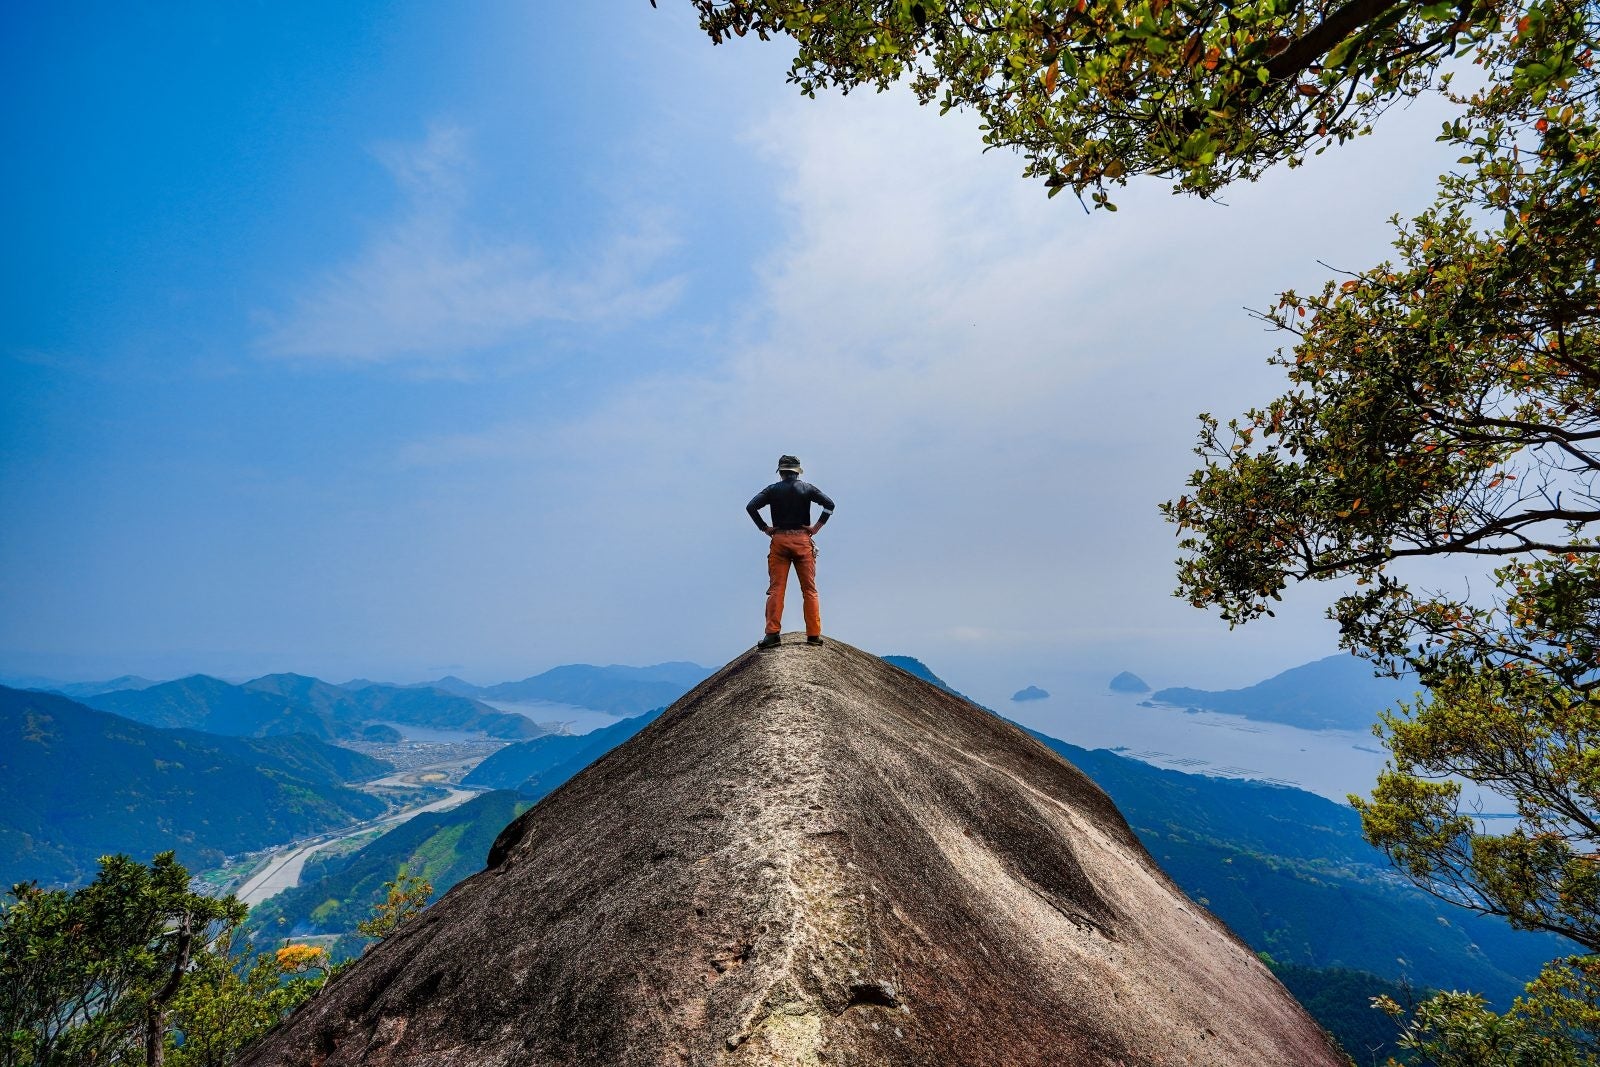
236, 764, 481, 906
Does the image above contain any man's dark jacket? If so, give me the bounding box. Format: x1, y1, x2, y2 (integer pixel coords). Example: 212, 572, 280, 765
746, 478, 835, 531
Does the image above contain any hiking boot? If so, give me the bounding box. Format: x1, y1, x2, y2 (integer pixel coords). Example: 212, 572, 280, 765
806, 635, 825, 646
757, 634, 781, 649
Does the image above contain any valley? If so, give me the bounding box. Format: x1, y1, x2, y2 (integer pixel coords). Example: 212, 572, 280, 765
209, 696, 662, 906
233, 759, 483, 906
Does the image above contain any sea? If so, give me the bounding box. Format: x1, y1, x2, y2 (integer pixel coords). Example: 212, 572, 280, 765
478, 699, 628, 736
1003, 685, 1511, 816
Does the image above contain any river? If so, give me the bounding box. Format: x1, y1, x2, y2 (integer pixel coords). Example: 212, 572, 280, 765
235, 765, 480, 906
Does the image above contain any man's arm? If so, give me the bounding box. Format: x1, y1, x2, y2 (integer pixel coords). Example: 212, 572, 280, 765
806, 486, 835, 535
746, 488, 773, 533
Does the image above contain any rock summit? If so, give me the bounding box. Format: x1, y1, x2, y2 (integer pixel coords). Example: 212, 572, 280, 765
241, 637, 1343, 1066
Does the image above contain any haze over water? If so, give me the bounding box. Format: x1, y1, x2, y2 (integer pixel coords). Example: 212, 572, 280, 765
1007, 684, 1509, 815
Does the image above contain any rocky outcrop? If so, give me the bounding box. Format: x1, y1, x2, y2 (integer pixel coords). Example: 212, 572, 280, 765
241, 636, 1345, 1067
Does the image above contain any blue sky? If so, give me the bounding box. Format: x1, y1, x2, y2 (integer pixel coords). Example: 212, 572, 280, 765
1, 1, 1468, 705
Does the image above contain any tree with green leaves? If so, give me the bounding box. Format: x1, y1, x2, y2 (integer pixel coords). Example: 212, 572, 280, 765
1153, 14, 1600, 1051
355, 868, 432, 944
0, 852, 243, 1067
678, 0, 1600, 1057
0, 851, 343, 1067
1374, 955, 1600, 1064
683, 0, 1582, 206
164, 933, 329, 1067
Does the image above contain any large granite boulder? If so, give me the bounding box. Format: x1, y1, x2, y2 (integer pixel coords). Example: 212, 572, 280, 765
241, 636, 1344, 1066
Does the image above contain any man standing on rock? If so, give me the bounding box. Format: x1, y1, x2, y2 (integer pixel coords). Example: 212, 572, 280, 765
746, 455, 834, 649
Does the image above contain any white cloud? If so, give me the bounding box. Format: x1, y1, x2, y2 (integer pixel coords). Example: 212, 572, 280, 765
391, 86, 1470, 696
258, 124, 683, 363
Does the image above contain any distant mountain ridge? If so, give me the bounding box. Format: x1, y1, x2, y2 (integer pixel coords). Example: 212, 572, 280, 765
422, 675, 482, 697
463, 710, 665, 797
1152, 654, 1420, 731
84, 673, 547, 741
262, 673, 549, 738
472, 662, 713, 714
27, 661, 717, 733
46, 675, 163, 699
0, 686, 389, 888
87, 674, 334, 737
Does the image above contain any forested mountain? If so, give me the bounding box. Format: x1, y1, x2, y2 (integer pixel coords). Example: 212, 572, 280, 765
341, 682, 545, 737
462, 710, 664, 795
83, 673, 546, 740
85, 674, 328, 736
475, 662, 711, 714
0, 686, 388, 888
1151, 654, 1418, 730
1267, 963, 1414, 1064
249, 673, 548, 738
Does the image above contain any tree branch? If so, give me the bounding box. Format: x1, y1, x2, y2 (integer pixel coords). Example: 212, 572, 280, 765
1265, 0, 1410, 84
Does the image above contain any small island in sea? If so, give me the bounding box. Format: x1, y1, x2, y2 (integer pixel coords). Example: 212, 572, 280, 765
1109, 671, 1151, 693
1011, 685, 1049, 702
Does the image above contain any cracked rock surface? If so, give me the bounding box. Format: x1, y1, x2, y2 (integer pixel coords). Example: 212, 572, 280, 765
239, 636, 1345, 1066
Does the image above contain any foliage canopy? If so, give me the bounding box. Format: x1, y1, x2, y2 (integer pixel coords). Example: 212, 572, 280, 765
687, 0, 1588, 203
0, 853, 241, 1067
0, 853, 338, 1067
1155, 0, 1600, 973
1375, 955, 1600, 1064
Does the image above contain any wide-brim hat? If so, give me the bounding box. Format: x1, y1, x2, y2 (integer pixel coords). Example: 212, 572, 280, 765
776, 454, 802, 473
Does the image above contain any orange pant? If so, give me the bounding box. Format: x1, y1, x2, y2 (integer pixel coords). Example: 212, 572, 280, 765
766, 531, 821, 637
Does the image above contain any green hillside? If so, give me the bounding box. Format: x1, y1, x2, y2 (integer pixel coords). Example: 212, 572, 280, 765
246, 790, 531, 947
463, 710, 662, 794
1267, 962, 1416, 1064
0, 686, 389, 888
342, 682, 546, 738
